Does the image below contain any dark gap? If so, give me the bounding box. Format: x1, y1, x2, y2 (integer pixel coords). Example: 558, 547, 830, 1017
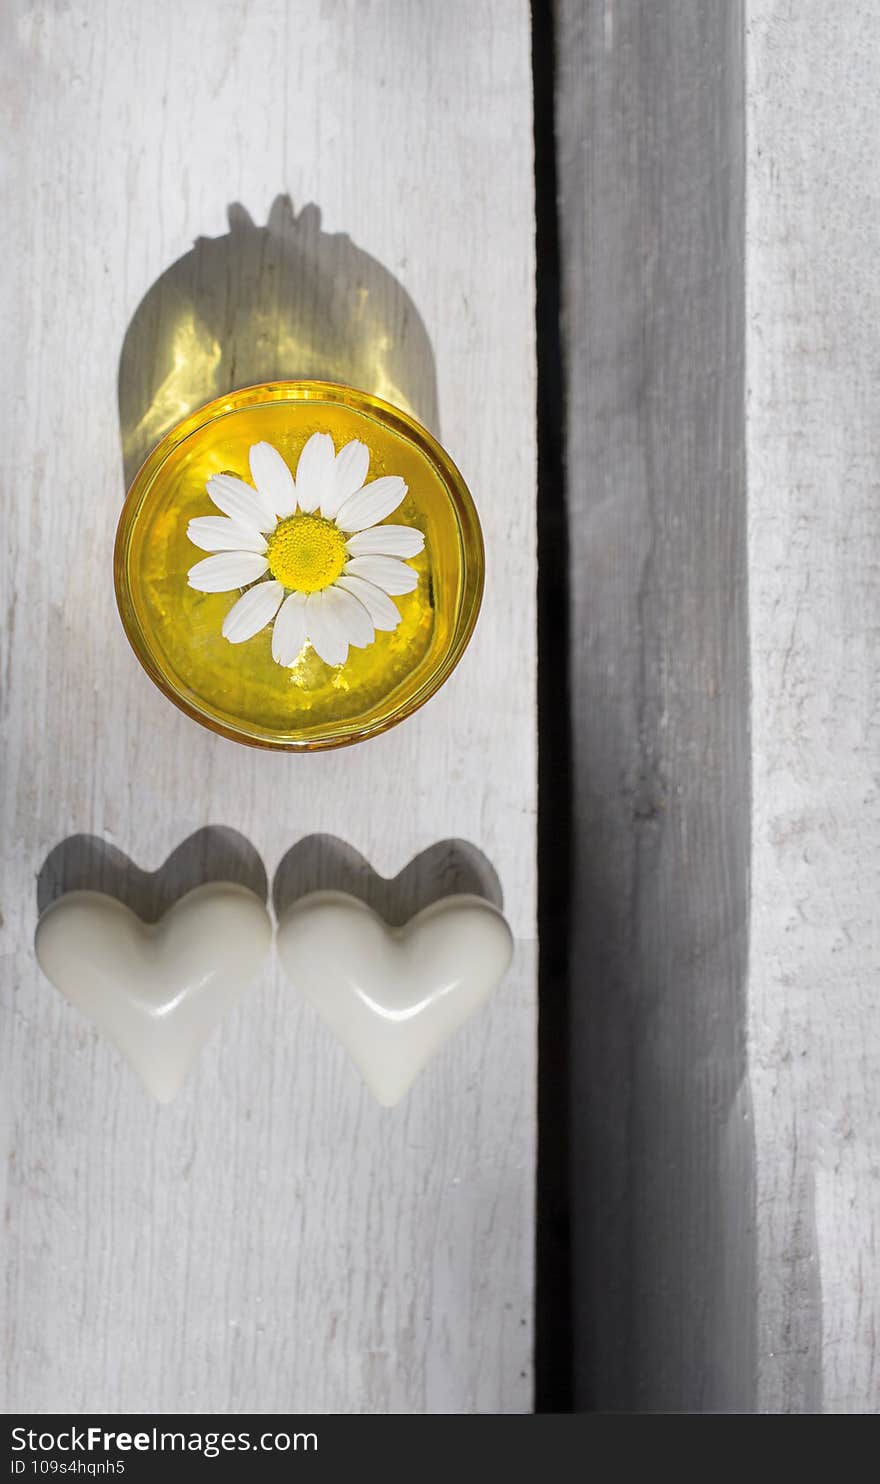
532, 0, 573, 1413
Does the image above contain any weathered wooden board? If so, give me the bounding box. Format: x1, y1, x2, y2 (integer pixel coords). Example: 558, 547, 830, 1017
558, 0, 880, 1414
746, 0, 880, 1415
0, 0, 536, 1413
556, 0, 753, 1411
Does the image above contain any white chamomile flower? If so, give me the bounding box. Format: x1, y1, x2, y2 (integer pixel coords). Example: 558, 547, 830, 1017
185, 433, 425, 667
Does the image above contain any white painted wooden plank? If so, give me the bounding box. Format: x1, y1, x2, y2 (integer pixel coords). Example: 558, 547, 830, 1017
746, 0, 880, 1414
0, 0, 536, 1413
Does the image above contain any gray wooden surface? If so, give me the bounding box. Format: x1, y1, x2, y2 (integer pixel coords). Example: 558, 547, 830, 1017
557, 0, 753, 1411
0, 0, 536, 1414
558, 0, 880, 1414
747, 0, 880, 1414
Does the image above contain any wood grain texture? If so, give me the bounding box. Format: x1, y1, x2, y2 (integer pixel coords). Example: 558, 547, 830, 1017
0, 0, 536, 1413
556, 0, 754, 1411
746, 0, 880, 1414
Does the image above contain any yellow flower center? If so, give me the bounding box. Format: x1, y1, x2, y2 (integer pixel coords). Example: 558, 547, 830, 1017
266, 513, 347, 592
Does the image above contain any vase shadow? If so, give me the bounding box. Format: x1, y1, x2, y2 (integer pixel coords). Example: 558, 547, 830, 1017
272, 835, 503, 926
36, 827, 268, 923
118, 195, 440, 489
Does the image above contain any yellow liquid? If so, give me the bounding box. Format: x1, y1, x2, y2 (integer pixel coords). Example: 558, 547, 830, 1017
115, 383, 483, 749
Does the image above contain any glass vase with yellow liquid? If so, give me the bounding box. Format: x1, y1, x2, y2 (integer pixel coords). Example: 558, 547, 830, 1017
114, 380, 484, 749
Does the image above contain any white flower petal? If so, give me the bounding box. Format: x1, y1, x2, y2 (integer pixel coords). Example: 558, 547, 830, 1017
249, 441, 298, 517
322, 439, 370, 518
207, 473, 277, 533
187, 516, 268, 554
221, 580, 285, 644
271, 591, 308, 666
345, 524, 425, 559
304, 588, 350, 666
336, 574, 402, 632
295, 431, 335, 514
187, 551, 269, 592
335, 475, 407, 533
343, 554, 419, 595
328, 582, 375, 649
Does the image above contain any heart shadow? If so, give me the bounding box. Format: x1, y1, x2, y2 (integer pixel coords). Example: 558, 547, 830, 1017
272, 835, 502, 927
36, 826, 268, 924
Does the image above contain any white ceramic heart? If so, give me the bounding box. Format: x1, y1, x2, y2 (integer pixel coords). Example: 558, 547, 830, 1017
35, 883, 272, 1102
276, 890, 514, 1106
